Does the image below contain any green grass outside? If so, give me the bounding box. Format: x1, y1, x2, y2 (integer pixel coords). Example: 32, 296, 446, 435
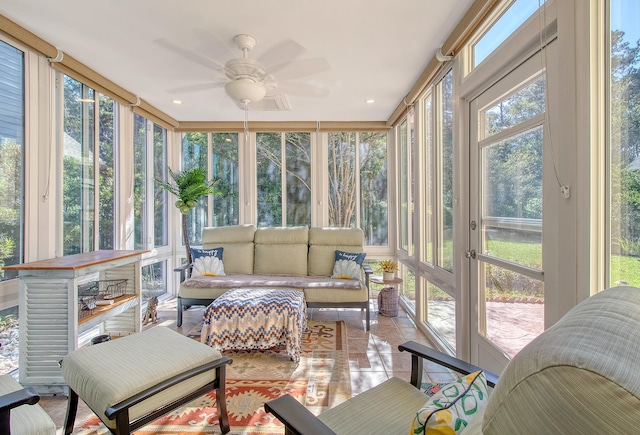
611, 254, 640, 287
390, 239, 640, 301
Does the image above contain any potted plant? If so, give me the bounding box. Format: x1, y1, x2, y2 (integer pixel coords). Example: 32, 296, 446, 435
378, 259, 399, 281
156, 167, 220, 266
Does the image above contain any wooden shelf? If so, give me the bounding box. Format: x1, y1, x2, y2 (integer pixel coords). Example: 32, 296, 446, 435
77, 294, 139, 335
78, 294, 137, 326
370, 276, 403, 285
13, 249, 144, 393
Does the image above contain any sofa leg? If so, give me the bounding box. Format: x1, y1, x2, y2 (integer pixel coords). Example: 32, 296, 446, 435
177, 297, 183, 327
365, 303, 370, 331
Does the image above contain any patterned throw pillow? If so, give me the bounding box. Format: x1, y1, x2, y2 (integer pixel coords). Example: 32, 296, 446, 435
331, 250, 366, 280
191, 247, 225, 277
421, 381, 451, 397
410, 371, 488, 435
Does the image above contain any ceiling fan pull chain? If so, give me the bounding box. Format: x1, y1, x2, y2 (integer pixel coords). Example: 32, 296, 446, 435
243, 100, 249, 144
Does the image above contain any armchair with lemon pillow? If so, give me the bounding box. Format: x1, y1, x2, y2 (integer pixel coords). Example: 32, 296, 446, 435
266, 286, 640, 434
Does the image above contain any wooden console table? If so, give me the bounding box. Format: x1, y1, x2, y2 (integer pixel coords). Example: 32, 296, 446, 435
3, 250, 148, 393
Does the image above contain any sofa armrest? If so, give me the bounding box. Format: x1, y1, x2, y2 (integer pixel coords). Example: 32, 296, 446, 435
399, 341, 499, 388
363, 264, 373, 290
174, 263, 192, 283
264, 394, 336, 435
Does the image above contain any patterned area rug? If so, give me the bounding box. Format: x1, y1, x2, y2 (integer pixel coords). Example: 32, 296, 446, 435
77, 320, 350, 434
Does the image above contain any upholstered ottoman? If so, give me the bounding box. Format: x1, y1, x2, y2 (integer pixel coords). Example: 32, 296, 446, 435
61, 326, 232, 435
202, 288, 307, 362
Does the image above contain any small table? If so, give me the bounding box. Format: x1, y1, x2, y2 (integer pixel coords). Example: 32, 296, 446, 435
201, 288, 307, 362
370, 276, 403, 317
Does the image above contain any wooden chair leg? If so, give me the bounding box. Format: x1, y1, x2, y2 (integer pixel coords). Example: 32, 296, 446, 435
216, 365, 230, 434
64, 388, 79, 435
0, 408, 10, 435
177, 297, 183, 327
115, 410, 131, 435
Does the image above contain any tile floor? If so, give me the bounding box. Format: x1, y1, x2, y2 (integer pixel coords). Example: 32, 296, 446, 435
40, 292, 458, 433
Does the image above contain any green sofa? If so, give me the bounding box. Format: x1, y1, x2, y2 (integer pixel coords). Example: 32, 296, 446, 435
177, 225, 372, 329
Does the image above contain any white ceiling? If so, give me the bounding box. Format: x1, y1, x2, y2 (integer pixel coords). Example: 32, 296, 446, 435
0, 0, 475, 123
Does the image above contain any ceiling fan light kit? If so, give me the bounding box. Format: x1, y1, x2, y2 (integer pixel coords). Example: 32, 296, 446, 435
224, 78, 266, 104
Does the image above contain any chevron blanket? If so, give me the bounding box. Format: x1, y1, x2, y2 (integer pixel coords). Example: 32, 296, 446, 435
202, 288, 307, 362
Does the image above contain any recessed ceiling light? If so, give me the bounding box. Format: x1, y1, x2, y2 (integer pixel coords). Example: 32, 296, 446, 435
365, 99, 375, 104
172, 100, 183, 104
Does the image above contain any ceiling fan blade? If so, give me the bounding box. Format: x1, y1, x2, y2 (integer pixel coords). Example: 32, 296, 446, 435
168, 81, 225, 94
268, 58, 331, 81
154, 38, 225, 73
277, 81, 330, 98
258, 39, 306, 69
191, 28, 238, 61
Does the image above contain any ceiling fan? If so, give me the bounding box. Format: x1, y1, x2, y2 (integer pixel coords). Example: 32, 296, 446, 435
158, 33, 331, 111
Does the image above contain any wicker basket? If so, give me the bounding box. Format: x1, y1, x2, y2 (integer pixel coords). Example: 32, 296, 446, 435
377, 286, 399, 317
78, 279, 127, 300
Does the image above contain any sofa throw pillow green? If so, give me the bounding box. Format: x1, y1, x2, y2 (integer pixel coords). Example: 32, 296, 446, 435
191, 247, 225, 277
410, 371, 488, 435
331, 250, 366, 280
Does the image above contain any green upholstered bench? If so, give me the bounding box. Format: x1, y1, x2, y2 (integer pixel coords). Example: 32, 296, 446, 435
61, 326, 232, 435
0, 374, 56, 435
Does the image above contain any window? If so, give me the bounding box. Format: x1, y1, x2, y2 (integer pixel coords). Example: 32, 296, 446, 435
212, 133, 239, 227
257, 132, 311, 227
153, 125, 168, 247
437, 70, 454, 272
473, 0, 545, 68
422, 93, 434, 265
359, 132, 389, 245
425, 281, 456, 351
608, 0, 640, 287
399, 120, 409, 251
328, 132, 389, 245
98, 95, 116, 249
142, 260, 167, 301
133, 114, 167, 250
181, 132, 208, 246
0, 38, 24, 377
0, 40, 24, 281
63, 76, 117, 254
182, 132, 239, 245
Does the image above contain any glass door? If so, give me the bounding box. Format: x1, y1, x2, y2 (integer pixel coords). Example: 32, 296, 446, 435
468, 52, 547, 374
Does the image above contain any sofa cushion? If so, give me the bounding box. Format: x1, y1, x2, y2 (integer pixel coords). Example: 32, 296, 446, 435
179, 274, 366, 302
410, 371, 488, 435
254, 227, 309, 275
191, 247, 225, 277
308, 227, 365, 276
181, 274, 363, 291
332, 250, 366, 280
202, 224, 255, 274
